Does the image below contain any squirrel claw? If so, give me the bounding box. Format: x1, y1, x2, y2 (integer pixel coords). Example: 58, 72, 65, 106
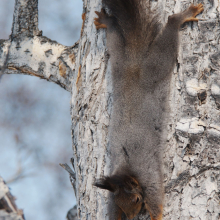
190, 3, 204, 16
94, 21, 107, 29
94, 9, 108, 29
183, 3, 204, 23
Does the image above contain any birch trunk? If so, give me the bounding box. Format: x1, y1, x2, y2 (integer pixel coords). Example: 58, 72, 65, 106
0, 0, 219, 219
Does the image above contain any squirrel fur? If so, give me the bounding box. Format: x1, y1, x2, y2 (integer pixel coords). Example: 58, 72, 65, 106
94, 1, 204, 219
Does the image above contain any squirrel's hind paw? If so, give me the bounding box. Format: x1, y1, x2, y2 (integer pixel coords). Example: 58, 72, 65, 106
183, 3, 204, 23
94, 9, 108, 29
189, 3, 204, 17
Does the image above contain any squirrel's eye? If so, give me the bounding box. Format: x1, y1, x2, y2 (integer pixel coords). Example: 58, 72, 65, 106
136, 197, 139, 203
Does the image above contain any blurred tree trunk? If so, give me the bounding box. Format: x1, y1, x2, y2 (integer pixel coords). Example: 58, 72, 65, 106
0, 0, 220, 219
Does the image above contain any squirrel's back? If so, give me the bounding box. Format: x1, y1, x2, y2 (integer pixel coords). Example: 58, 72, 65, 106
96, 0, 166, 219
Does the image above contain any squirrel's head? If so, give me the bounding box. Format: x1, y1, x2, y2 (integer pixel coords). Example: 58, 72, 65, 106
94, 175, 143, 219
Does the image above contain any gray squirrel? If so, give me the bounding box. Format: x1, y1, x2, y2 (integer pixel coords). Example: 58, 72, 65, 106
94, 1, 204, 219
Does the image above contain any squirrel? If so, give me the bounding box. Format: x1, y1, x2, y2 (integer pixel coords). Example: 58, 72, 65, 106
94, 1, 204, 220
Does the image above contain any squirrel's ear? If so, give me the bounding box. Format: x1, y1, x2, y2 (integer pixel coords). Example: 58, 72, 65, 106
125, 176, 139, 187
94, 177, 117, 192
123, 176, 143, 196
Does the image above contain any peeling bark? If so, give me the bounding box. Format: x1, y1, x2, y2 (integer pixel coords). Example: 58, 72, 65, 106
163, 1, 220, 219
0, 0, 220, 219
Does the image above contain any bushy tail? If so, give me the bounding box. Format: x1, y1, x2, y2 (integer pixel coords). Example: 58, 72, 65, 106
103, 0, 161, 48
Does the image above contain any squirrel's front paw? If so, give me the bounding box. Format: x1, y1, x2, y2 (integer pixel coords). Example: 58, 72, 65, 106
94, 9, 108, 29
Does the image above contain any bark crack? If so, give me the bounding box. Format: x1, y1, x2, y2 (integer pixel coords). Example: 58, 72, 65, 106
165, 164, 220, 193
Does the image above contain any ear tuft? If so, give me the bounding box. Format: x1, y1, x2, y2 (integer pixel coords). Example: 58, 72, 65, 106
94, 177, 116, 192
94, 174, 142, 194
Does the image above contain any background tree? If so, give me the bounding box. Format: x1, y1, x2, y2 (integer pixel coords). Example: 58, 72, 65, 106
0, 0, 220, 219
0, 0, 82, 219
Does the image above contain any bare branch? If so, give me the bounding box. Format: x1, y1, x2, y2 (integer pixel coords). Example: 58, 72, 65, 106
0, 37, 79, 91
59, 158, 76, 195
0, 0, 80, 91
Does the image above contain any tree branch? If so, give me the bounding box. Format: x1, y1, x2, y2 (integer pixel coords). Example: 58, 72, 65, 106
0, 0, 80, 91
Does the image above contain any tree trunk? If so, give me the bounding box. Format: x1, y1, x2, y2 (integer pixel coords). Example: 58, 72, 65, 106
0, 0, 219, 219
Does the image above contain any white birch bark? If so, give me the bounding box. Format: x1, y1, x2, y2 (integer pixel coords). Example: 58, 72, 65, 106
0, 0, 219, 219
